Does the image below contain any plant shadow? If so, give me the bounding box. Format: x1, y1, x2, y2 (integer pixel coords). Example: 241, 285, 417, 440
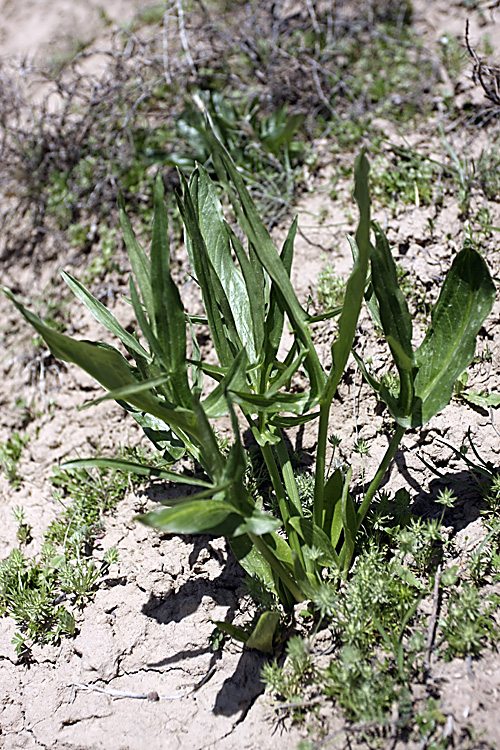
140, 528, 269, 716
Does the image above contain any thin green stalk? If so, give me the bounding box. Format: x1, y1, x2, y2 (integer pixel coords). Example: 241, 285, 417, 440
274, 437, 303, 517
260, 441, 291, 522
274, 434, 312, 572
356, 423, 406, 530
313, 401, 330, 527
247, 532, 304, 603
259, 439, 306, 568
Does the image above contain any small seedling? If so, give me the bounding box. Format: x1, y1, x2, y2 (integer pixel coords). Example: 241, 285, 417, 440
13, 506, 32, 545
0, 432, 29, 488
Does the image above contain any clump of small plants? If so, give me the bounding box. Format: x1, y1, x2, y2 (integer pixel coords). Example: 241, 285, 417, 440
0, 432, 29, 487
262, 481, 500, 738
0, 462, 130, 658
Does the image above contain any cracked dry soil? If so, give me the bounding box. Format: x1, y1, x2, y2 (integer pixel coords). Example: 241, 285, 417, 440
1, 1, 500, 749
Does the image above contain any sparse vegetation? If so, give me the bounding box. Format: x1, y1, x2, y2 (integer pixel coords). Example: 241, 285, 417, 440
0, 461, 131, 658
0, 1, 499, 746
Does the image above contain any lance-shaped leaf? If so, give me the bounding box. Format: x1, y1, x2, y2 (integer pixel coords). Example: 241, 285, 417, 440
138, 498, 281, 537
189, 166, 260, 361
207, 127, 326, 397
263, 218, 296, 372
3, 289, 199, 439
63, 457, 212, 486
229, 388, 317, 415
150, 173, 191, 408
225, 223, 266, 365
177, 173, 240, 366
61, 271, 150, 362
323, 152, 370, 404
412, 247, 495, 427
118, 193, 153, 318
322, 467, 344, 546
370, 223, 415, 415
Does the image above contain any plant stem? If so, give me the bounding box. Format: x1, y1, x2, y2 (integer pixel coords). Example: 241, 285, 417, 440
260, 441, 291, 523
247, 532, 304, 603
356, 423, 406, 530
275, 437, 303, 517
313, 401, 330, 527
260, 439, 306, 569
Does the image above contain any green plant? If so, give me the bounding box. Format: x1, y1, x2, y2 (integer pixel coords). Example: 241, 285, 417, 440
0, 463, 126, 656
371, 147, 437, 209
13, 506, 32, 544
165, 91, 305, 226
316, 264, 345, 311
440, 584, 499, 659
0, 432, 29, 487
261, 635, 317, 713
3, 123, 495, 646
439, 33, 467, 78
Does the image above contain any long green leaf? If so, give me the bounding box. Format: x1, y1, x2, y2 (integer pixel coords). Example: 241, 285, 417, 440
128, 277, 165, 364
118, 193, 154, 317
412, 247, 495, 426
208, 129, 325, 397
151, 173, 190, 407
177, 172, 240, 366
62, 457, 212, 486
3, 289, 199, 439
263, 218, 297, 371
229, 388, 317, 415
312, 153, 370, 528
138, 499, 280, 537
225, 222, 265, 362
61, 271, 150, 362
189, 166, 258, 361
78, 375, 171, 410
370, 223, 414, 414
323, 153, 371, 403
322, 467, 344, 546
338, 467, 356, 571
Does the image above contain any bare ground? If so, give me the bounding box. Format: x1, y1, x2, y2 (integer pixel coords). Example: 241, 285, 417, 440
1, 1, 500, 749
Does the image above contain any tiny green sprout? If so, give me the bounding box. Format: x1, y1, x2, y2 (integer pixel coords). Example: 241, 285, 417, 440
353, 439, 370, 456
436, 488, 456, 509
103, 547, 119, 566
208, 625, 226, 652
328, 434, 341, 448
354, 438, 371, 493
286, 635, 312, 669
440, 566, 459, 587
0, 432, 29, 487
13, 506, 32, 545
311, 583, 338, 620
326, 434, 342, 476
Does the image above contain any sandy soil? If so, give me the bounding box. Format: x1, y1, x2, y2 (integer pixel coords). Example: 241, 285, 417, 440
1, 2, 500, 749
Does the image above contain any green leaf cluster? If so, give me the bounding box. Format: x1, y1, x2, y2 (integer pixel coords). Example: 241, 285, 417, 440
3, 120, 495, 637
